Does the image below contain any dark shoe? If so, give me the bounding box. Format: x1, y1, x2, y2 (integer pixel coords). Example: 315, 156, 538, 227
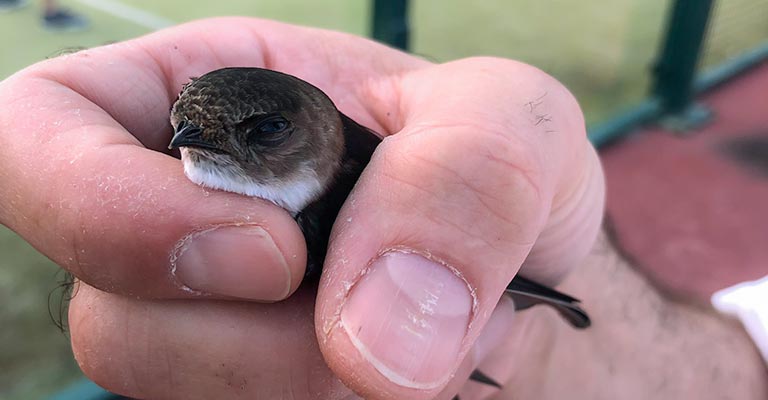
0, 0, 29, 13
43, 9, 89, 32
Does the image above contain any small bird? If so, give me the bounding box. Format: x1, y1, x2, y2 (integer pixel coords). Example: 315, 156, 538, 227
168, 67, 590, 390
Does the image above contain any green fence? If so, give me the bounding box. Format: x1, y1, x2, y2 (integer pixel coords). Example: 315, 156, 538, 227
591, 0, 768, 144
372, 0, 768, 146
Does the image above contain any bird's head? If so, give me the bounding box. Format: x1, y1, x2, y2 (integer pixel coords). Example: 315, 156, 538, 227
169, 67, 345, 214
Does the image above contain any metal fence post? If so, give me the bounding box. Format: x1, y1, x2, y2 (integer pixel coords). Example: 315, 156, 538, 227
651, 0, 715, 129
371, 0, 410, 51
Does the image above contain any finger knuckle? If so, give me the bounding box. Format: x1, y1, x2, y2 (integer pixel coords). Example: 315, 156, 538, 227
377, 126, 546, 246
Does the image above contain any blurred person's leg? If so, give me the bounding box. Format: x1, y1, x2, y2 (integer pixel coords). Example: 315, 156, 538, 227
43, 0, 88, 31
0, 0, 29, 12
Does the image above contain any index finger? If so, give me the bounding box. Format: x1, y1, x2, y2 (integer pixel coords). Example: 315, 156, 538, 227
0, 18, 424, 300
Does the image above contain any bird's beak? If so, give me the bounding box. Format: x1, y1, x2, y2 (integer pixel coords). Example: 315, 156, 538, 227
168, 121, 217, 150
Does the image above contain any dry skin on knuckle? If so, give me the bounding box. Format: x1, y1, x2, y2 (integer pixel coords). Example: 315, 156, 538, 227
0, 70, 146, 227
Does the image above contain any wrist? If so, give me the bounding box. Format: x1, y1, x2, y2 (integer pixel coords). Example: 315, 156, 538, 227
496, 229, 768, 399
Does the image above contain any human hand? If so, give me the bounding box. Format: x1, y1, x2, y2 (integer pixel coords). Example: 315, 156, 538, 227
0, 18, 604, 400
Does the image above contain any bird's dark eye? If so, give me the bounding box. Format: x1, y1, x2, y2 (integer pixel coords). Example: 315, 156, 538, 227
258, 118, 289, 134
243, 115, 292, 147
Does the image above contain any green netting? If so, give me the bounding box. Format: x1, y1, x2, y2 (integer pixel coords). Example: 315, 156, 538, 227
701, 0, 768, 69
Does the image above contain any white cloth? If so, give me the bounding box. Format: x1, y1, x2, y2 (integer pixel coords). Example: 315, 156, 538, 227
711, 275, 768, 364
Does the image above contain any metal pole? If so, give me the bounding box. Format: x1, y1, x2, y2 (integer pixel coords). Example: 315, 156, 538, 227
651, 0, 715, 115
371, 0, 410, 51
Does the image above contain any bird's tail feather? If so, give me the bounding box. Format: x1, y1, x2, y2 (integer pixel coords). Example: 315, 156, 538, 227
505, 275, 591, 329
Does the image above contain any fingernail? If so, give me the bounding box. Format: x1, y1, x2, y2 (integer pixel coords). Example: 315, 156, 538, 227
173, 225, 291, 301
340, 251, 473, 389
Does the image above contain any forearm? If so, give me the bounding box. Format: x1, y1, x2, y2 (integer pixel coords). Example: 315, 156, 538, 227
500, 229, 768, 399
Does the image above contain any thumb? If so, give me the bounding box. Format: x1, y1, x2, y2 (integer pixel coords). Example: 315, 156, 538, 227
314, 58, 604, 399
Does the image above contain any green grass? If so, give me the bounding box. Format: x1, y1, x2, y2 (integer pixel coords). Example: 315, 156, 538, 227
0, 225, 79, 400
1, 1, 766, 398
0, 0, 671, 124
0, 2, 148, 79
411, 0, 667, 123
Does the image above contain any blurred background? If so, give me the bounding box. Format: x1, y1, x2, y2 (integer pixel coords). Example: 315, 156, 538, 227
1, 0, 766, 399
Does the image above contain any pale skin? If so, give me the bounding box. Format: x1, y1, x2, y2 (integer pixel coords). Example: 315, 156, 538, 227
0, 18, 764, 399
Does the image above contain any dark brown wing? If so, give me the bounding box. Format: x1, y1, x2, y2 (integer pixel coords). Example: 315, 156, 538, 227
296, 112, 381, 280
339, 112, 382, 166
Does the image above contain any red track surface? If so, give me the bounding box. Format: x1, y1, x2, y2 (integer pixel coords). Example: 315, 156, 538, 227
600, 61, 768, 303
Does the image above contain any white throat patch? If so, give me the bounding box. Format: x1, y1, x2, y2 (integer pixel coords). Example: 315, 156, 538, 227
181, 148, 324, 215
